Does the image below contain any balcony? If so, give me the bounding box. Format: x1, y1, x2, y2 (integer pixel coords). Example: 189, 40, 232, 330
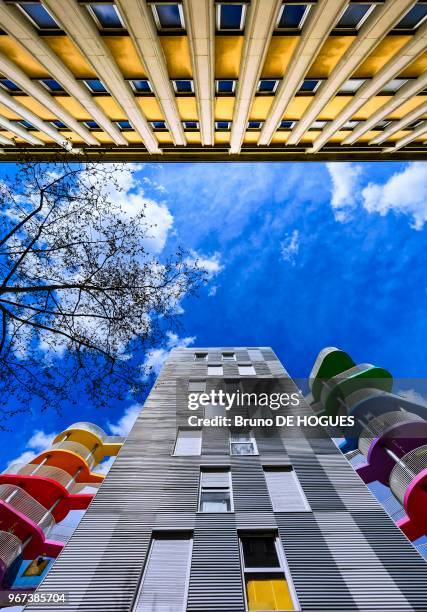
390, 444, 427, 505
0, 484, 55, 535
0, 530, 22, 572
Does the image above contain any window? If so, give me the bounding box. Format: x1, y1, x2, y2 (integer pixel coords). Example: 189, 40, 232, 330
183, 121, 199, 130
204, 403, 225, 419
215, 121, 231, 130
17, 120, 34, 130
217, 3, 246, 31
395, 4, 427, 30
248, 349, 264, 360
238, 364, 256, 376
222, 352, 235, 361
299, 79, 321, 93
310, 120, 327, 130
335, 3, 375, 29
152, 3, 185, 30
381, 78, 408, 94
0, 79, 21, 92
17, 2, 60, 29
342, 120, 359, 130
240, 534, 298, 611
258, 79, 279, 93
194, 352, 208, 361
84, 120, 100, 130
83, 79, 107, 93
340, 78, 366, 93
248, 121, 263, 130
279, 120, 295, 130
151, 120, 167, 130
51, 120, 67, 129
173, 79, 194, 94
174, 429, 202, 456
208, 364, 223, 376
230, 432, 257, 455
39, 78, 64, 92
88, 3, 124, 29
188, 379, 206, 392
264, 467, 310, 511
277, 4, 310, 29
130, 79, 152, 93
216, 79, 236, 94
408, 119, 425, 130
116, 120, 132, 130
199, 469, 232, 512
134, 533, 192, 612
375, 119, 390, 130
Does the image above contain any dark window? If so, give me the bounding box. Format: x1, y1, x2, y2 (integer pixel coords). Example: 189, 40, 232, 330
51, 120, 67, 129
299, 79, 320, 92
84, 120, 100, 129
17, 120, 34, 130
241, 536, 281, 568
83, 79, 107, 93
117, 120, 132, 130
216, 79, 235, 94
258, 79, 278, 93
248, 121, 262, 129
153, 3, 184, 29
395, 4, 427, 29
40, 78, 64, 92
408, 119, 424, 130
0, 79, 21, 92
174, 79, 193, 93
89, 3, 124, 29
151, 120, 167, 130
280, 120, 294, 129
216, 121, 231, 130
277, 4, 309, 29
183, 121, 198, 129
18, 3, 60, 29
194, 352, 208, 361
130, 79, 151, 93
218, 3, 245, 30
335, 3, 374, 29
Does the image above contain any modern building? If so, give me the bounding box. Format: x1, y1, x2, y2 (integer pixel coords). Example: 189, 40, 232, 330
0, 1, 426, 161
307, 346, 427, 557
25, 347, 427, 611
0, 422, 123, 594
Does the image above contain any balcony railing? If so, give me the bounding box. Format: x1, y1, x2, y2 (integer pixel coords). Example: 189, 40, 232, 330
50, 440, 98, 468
0, 530, 22, 568
358, 410, 425, 457
2, 463, 99, 495
390, 444, 427, 506
64, 422, 125, 445
0, 484, 55, 535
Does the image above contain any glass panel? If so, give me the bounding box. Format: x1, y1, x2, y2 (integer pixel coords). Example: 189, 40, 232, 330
174, 429, 201, 456
131, 79, 151, 92
231, 442, 255, 455
340, 78, 366, 93
41, 78, 64, 91
246, 573, 295, 611
0, 79, 21, 92
238, 365, 256, 375
381, 79, 407, 93
241, 536, 281, 568
258, 80, 277, 93
200, 491, 231, 512
219, 4, 244, 29
299, 79, 319, 92
208, 365, 223, 375
175, 80, 193, 93
336, 4, 372, 28
278, 5, 307, 29
155, 4, 183, 29
90, 3, 123, 28
84, 79, 107, 93
217, 80, 235, 93
20, 3, 59, 29
396, 5, 427, 29
195, 352, 208, 360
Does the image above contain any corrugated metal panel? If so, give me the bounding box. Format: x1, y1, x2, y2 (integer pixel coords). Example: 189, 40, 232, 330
200, 469, 229, 488
134, 535, 192, 612
264, 467, 311, 512
174, 429, 202, 456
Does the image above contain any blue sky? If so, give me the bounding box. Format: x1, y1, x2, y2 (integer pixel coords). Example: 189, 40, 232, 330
1, 160, 426, 469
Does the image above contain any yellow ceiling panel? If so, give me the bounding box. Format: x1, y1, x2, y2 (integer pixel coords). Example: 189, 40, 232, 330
215, 97, 235, 120
41, 36, 96, 78
103, 37, 146, 78
156, 132, 173, 144
318, 96, 351, 120
387, 130, 410, 142
0, 103, 21, 120
283, 96, 313, 119
215, 36, 244, 78
329, 131, 347, 143
185, 131, 201, 144
0, 36, 49, 78
123, 131, 142, 143
308, 36, 356, 78
244, 132, 259, 143
400, 51, 427, 78
54, 96, 92, 121
352, 96, 392, 120
18, 96, 56, 120
29, 131, 55, 143
353, 36, 411, 78
356, 130, 381, 142
249, 96, 274, 120
300, 132, 317, 143
90, 131, 114, 144
159, 36, 192, 78
271, 132, 289, 143
136, 97, 164, 121
176, 97, 198, 121
95, 96, 127, 120
261, 36, 299, 78
59, 131, 84, 143
215, 131, 231, 144
386, 95, 427, 119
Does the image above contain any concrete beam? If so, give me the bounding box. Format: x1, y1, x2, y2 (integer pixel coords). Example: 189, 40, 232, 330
383, 120, 427, 152
370, 100, 427, 145
0, 114, 44, 145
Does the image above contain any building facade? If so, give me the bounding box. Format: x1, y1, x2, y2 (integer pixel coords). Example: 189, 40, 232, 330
0, 1, 426, 161
26, 347, 427, 611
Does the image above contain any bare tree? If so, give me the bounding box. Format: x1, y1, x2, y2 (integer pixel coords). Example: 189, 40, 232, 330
0, 162, 205, 425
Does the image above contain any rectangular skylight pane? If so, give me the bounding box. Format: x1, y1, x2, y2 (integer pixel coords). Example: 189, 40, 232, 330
280, 120, 294, 129
20, 3, 59, 29
85, 121, 100, 129
90, 4, 123, 28
151, 121, 166, 129
84, 79, 107, 93
218, 4, 244, 30
153, 4, 183, 29
277, 5, 308, 29
299, 79, 320, 92
340, 79, 366, 93
335, 3, 373, 29
0, 79, 21, 92
174, 80, 193, 93
40, 78, 64, 92
396, 5, 427, 29
381, 79, 408, 93
51, 120, 67, 129
131, 79, 151, 93
117, 120, 132, 130
216, 80, 235, 94
215, 121, 230, 130
258, 79, 278, 93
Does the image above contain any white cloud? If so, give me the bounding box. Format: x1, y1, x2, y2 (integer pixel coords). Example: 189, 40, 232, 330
208, 285, 218, 297
327, 162, 362, 221
6, 429, 57, 469
280, 230, 300, 264
96, 456, 116, 475
361, 162, 427, 230
142, 331, 196, 379
185, 250, 224, 279
108, 404, 141, 437
397, 388, 427, 407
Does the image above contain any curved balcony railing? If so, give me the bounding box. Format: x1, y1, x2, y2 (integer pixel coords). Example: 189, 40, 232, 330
50, 440, 98, 468
358, 411, 425, 457
0, 484, 55, 535
64, 422, 124, 444
390, 444, 427, 506
0, 530, 22, 568
2, 463, 99, 495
